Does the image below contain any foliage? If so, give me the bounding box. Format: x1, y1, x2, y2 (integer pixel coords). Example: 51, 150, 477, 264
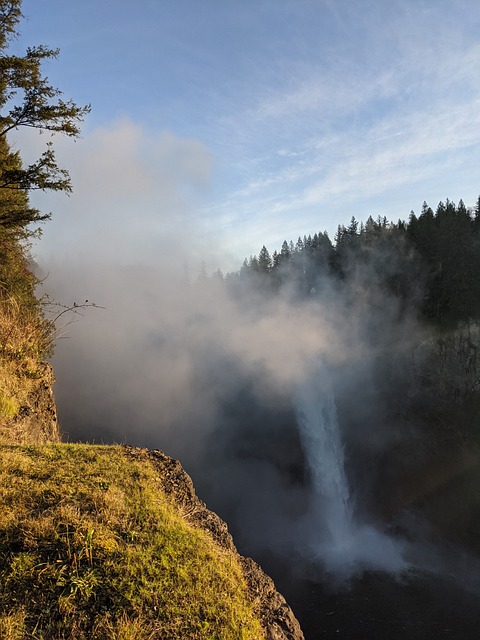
0, 444, 264, 639
408, 199, 480, 327
237, 197, 480, 329
0, 0, 90, 232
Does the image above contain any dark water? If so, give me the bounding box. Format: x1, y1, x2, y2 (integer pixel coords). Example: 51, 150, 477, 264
253, 543, 480, 640
278, 570, 480, 640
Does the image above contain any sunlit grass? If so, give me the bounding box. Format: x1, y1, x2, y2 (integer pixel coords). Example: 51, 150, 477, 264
0, 295, 59, 444
0, 443, 264, 639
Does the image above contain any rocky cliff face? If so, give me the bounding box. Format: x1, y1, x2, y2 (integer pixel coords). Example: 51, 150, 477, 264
127, 446, 305, 640
0, 361, 60, 444
18, 362, 60, 442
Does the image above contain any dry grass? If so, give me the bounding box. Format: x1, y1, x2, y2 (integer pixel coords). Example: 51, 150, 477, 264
0, 443, 264, 639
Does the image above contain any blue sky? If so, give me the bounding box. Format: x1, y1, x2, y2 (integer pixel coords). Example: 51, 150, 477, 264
11, 0, 480, 271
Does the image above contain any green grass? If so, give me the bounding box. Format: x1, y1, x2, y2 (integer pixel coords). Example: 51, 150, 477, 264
0, 444, 264, 639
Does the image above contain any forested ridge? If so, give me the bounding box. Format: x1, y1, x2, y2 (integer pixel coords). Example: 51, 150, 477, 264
235, 198, 480, 329
225, 199, 480, 443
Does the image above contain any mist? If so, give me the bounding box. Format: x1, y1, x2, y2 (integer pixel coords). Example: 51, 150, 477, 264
38, 245, 428, 584
31, 123, 480, 602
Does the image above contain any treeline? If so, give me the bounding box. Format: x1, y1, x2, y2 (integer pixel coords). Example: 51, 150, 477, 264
231, 197, 480, 330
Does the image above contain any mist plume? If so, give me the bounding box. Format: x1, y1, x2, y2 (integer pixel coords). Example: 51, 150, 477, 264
34, 123, 478, 590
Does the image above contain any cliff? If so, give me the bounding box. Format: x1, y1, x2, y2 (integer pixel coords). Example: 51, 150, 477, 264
0, 388, 303, 640
141, 446, 304, 639
0, 360, 60, 445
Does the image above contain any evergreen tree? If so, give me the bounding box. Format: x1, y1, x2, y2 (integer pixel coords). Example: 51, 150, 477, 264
239, 257, 250, 280
257, 245, 272, 272
295, 236, 304, 253
279, 240, 290, 265
406, 198, 480, 326
248, 255, 259, 271
473, 196, 480, 231
334, 223, 346, 246
0, 0, 90, 234
347, 216, 359, 237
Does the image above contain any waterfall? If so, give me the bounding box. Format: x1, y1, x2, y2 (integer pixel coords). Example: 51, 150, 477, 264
295, 366, 353, 545
295, 362, 407, 577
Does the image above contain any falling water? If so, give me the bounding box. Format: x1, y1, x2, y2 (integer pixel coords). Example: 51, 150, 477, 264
295, 365, 353, 543
295, 362, 407, 577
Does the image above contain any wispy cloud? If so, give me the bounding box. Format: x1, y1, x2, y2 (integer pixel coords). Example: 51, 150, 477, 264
14, 0, 480, 266
197, 2, 480, 255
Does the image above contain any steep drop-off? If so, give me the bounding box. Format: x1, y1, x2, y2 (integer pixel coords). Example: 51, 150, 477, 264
0, 438, 303, 638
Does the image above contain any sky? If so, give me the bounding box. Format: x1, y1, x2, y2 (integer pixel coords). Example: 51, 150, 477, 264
10, 0, 480, 273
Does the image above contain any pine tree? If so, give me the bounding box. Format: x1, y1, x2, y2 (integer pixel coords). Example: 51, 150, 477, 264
279, 240, 290, 263
0, 0, 90, 234
473, 195, 480, 231
257, 245, 272, 272
248, 255, 259, 271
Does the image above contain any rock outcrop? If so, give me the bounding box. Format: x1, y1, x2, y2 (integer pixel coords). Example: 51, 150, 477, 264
126, 446, 305, 640
18, 362, 60, 442
0, 361, 60, 444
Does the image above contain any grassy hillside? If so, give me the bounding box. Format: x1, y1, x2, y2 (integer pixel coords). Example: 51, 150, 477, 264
0, 292, 60, 444
0, 443, 264, 640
